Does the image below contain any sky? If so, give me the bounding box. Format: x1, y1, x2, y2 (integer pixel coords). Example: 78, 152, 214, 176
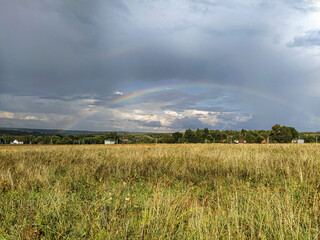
1, 0, 320, 132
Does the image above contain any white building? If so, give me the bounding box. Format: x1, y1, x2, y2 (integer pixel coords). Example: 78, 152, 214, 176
12, 139, 24, 144
104, 139, 116, 145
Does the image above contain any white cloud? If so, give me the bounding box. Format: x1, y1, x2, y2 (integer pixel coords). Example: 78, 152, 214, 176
23, 115, 39, 120
113, 91, 124, 95
0, 111, 15, 119
107, 107, 252, 131
22, 115, 48, 121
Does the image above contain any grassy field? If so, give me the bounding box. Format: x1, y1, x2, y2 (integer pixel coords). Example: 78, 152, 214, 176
1, 144, 320, 239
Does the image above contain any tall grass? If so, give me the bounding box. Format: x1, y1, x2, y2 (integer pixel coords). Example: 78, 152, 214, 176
0, 144, 320, 239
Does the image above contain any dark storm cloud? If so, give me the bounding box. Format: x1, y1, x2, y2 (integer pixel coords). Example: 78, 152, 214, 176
0, 0, 261, 94
121, 90, 229, 109
0, 0, 117, 96
1, 0, 320, 131
0, 0, 308, 95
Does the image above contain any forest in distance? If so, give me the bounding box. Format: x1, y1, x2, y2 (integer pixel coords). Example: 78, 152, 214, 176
1, 124, 320, 145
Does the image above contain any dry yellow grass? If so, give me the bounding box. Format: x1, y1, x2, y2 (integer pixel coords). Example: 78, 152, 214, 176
1, 144, 320, 239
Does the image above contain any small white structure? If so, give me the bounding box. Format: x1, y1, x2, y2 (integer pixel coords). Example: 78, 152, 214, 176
104, 139, 116, 145
292, 139, 304, 144
12, 139, 24, 144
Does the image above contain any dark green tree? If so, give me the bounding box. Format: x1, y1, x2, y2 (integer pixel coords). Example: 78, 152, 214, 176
254, 132, 265, 143
185, 129, 196, 143
281, 126, 293, 143
161, 134, 174, 143
32, 136, 43, 144
62, 136, 73, 144
52, 136, 62, 144
241, 129, 247, 138
270, 124, 282, 143
42, 136, 51, 144
270, 124, 293, 143
195, 129, 205, 142
108, 132, 118, 141
288, 127, 299, 139
172, 132, 183, 143
204, 128, 209, 138
245, 131, 255, 143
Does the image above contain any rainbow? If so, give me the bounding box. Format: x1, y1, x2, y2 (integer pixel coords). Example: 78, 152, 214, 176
61, 82, 310, 133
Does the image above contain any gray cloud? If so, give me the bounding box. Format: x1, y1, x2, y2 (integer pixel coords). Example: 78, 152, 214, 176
288, 30, 320, 47
132, 120, 163, 128
259, 0, 319, 13
171, 117, 210, 130
1, 0, 320, 131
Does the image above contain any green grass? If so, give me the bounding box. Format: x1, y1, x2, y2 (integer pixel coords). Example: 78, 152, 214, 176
1, 144, 320, 239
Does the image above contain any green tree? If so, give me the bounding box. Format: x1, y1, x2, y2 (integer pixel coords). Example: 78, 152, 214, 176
24, 135, 35, 144
204, 128, 209, 138
54, 134, 63, 139
233, 131, 241, 140
270, 124, 281, 143
108, 132, 118, 141
62, 136, 73, 144
210, 130, 222, 142
185, 129, 196, 143
288, 127, 299, 139
42, 136, 51, 144
254, 133, 265, 143
172, 132, 183, 143
195, 129, 205, 143
32, 136, 43, 144
270, 124, 292, 143
241, 129, 247, 138
245, 131, 254, 143
51, 136, 62, 144
161, 134, 174, 143
280, 126, 293, 143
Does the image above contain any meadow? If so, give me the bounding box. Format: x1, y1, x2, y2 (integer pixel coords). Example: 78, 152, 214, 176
1, 144, 320, 239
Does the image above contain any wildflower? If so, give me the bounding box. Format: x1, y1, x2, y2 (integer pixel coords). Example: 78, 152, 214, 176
125, 198, 130, 201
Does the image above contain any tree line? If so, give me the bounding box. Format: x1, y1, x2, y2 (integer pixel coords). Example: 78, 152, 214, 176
161, 124, 300, 144
1, 125, 319, 144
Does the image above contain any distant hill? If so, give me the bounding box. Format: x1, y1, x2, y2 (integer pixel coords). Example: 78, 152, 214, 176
0, 128, 127, 136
